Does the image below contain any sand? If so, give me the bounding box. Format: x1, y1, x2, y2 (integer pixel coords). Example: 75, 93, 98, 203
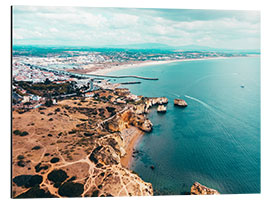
120, 127, 144, 169
88, 57, 231, 75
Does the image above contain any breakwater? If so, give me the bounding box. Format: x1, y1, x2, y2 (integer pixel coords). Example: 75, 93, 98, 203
110, 57, 260, 195
24, 63, 158, 81
85, 73, 158, 80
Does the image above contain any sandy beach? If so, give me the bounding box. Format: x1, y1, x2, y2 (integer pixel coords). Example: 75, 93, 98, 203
88, 57, 231, 75
91, 56, 242, 169
120, 127, 144, 169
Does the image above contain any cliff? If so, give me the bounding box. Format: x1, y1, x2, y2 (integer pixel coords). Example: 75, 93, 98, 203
12, 89, 155, 198
190, 182, 220, 195
174, 98, 188, 107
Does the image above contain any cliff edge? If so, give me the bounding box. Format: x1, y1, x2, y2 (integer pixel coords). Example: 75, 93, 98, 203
190, 182, 220, 195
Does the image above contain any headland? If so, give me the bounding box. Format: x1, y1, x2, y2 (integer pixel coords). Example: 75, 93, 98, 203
12, 84, 168, 197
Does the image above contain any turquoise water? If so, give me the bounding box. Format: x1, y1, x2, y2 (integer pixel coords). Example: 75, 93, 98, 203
110, 57, 260, 195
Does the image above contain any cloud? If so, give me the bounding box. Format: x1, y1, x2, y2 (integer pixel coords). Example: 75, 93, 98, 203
12, 6, 260, 49
49, 28, 59, 33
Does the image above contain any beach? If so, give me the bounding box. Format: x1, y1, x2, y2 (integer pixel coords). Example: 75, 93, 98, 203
118, 56, 260, 194
99, 55, 252, 170
88, 57, 231, 75
120, 126, 144, 169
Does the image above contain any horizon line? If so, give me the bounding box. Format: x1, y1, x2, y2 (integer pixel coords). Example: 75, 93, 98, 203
12, 44, 260, 52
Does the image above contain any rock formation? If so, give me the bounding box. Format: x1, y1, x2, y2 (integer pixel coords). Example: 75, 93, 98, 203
190, 182, 220, 195
174, 98, 188, 107
157, 105, 166, 113
12, 89, 154, 198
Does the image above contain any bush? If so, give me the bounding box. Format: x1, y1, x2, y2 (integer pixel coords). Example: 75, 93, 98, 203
47, 169, 68, 183
13, 175, 43, 188
32, 146, 41, 150
20, 131, 29, 136
17, 155, 24, 160
45, 100, 53, 107
91, 190, 99, 197
13, 130, 29, 136
13, 130, 21, 135
58, 182, 84, 197
15, 186, 55, 198
50, 157, 60, 163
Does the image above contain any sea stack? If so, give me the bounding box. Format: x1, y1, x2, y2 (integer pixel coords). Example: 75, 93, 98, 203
190, 182, 220, 195
174, 98, 188, 107
157, 105, 167, 113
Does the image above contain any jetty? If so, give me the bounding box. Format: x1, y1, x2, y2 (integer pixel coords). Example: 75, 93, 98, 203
25, 63, 158, 81
85, 73, 158, 80
120, 81, 142, 85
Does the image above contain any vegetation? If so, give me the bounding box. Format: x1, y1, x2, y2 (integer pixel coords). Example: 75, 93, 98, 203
13, 175, 43, 188
91, 190, 99, 197
34, 163, 49, 172
17, 155, 24, 160
47, 169, 68, 183
50, 157, 60, 163
32, 146, 41, 150
58, 182, 84, 197
45, 99, 53, 107
15, 186, 55, 198
13, 130, 29, 136
15, 81, 78, 97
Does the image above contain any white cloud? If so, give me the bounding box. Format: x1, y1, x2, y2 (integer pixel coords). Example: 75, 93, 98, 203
13, 32, 24, 40
12, 6, 260, 49
49, 28, 59, 33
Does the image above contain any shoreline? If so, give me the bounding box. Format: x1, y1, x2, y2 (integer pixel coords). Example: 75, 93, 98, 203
88, 56, 253, 75
120, 127, 144, 169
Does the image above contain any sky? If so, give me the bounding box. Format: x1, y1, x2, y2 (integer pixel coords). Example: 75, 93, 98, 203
12, 6, 260, 50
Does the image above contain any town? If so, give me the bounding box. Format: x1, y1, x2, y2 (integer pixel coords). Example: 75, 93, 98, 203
12, 48, 247, 111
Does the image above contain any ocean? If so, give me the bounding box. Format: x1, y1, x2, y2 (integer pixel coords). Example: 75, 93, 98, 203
109, 57, 260, 195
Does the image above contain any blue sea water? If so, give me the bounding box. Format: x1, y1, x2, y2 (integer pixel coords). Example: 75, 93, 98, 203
109, 57, 260, 195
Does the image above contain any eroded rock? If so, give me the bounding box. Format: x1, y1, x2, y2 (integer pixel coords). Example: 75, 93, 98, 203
190, 182, 220, 195
174, 98, 188, 107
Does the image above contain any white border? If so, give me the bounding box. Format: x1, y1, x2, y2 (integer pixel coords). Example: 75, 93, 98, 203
1, 0, 269, 203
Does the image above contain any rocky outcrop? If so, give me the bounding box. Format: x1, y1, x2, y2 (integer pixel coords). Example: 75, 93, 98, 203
12, 90, 154, 198
174, 98, 188, 107
134, 117, 153, 132
133, 104, 148, 114
146, 97, 168, 108
157, 105, 166, 113
190, 182, 220, 195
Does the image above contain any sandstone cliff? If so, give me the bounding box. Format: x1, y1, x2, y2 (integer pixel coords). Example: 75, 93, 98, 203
157, 105, 166, 113
12, 89, 155, 198
190, 182, 220, 195
174, 98, 188, 107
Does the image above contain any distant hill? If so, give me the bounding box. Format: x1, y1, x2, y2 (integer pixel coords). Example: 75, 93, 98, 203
13, 43, 260, 54
107, 43, 172, 50
106, 43, 260, 53
174, 45, 260, 53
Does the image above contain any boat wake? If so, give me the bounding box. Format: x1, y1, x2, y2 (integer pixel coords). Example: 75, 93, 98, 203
169, 92, 181, 98
184, 94, 258, 168
184, 95, 215, 112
